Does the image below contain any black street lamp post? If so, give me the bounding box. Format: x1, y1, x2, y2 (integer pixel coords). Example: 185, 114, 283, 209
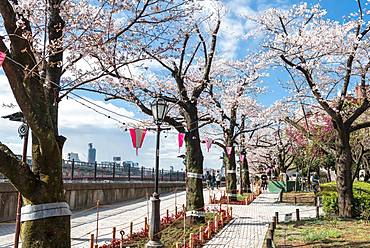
146, 98, 168, 248
2, 112, 29, 248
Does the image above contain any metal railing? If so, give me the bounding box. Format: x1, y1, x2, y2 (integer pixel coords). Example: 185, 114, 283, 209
0, 159, 186, 182
64, 160, 186, 182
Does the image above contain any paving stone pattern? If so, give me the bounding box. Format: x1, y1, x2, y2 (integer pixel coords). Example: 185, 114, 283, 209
203, 192, 320, 248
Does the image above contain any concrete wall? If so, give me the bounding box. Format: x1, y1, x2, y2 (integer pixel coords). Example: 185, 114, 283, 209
0, 181, 185, 222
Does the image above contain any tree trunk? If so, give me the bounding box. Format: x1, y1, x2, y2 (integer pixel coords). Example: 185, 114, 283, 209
0, 0, 70, 246
326, 165, 332, 182
335, 131, 354, 218
184, 106, 204, 223
21, 216, 70, 248
224, 150, 237, 201
20, 134, 69, 247
242, 156, 251, 193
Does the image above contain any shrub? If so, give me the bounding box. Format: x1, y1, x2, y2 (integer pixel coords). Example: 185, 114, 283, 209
321, 182, 370, 218
323, 192, 339, 216
353, 191, 370, 217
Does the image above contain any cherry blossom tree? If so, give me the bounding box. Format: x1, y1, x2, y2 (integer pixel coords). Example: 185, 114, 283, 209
285, 109, 335, 181
250, 1, 370, 217
0, 0, 192, 246
95, 13, 221, 221
246, 122, 296, 177
201, 57, 268, 196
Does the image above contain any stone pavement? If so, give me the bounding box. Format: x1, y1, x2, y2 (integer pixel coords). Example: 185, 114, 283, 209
204, 192, 320, 248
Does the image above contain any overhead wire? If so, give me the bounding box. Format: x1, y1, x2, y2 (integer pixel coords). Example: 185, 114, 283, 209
69, 92, 146, 124
68, 95, 127, 126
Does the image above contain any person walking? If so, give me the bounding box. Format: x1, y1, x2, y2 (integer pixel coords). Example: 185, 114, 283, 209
311, 172, 320, 194
261, 174, 268, 192
205, 171, 211, 189
216, 171, 222, 189
211, 171, 216, 190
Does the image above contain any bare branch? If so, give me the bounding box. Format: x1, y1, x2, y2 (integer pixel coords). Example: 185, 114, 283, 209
0, 143, 40, 200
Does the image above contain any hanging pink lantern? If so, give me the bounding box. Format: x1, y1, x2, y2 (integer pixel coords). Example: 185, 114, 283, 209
205, 137, 213, 152
178, 133, 185, 152
239, 153, 245, 162
129, 128, 147, 155
226, 146, 233, 157
0, 51, 5, 66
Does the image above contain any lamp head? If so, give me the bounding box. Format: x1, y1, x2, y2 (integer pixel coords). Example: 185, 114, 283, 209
1, 112, 24, 122
151, 97, 168, 125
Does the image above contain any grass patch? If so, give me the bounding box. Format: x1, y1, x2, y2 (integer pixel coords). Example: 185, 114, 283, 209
274, 218, 370, 248
302, 228, 341, 242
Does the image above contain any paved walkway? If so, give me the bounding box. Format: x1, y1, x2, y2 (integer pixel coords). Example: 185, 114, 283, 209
0, 189, 214, 248
204, 192, 320, 248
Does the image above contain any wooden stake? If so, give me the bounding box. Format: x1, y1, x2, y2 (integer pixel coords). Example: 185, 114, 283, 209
166, 209, 169, 219
268, 227, 274, 240
96, 200, 100, 244
189, 233, 194, 248
316, 206, 320, 218
144, 217, 148, 233
207, 220, 212, 239
90, 234, 94, 248
130, 222, 133, 237
272, 216, 277, 230
199, 226, 204, 244
214, 214, 218, 231
296, 209, 300, 221
175, 206, 178, 216
230, 207, 233, 219
112, 227, 116, 240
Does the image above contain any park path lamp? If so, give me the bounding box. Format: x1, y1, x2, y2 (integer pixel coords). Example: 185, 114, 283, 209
146, 97, 168, 248
2, 112, 29, 248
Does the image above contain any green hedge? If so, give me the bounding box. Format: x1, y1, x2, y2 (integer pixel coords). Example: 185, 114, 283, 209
321, 182, 370, 218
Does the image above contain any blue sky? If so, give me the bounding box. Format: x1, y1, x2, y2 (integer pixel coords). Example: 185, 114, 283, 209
0, 0, 363, 170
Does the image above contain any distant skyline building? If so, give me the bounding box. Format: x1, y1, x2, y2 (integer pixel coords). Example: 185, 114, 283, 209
113, 156, 121, 162
88, 143, 96, 164
67, 152, 80, 162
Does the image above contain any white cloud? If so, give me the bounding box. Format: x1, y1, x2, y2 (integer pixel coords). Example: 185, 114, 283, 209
216, 0, 289, 59
59, 97, 135, 129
